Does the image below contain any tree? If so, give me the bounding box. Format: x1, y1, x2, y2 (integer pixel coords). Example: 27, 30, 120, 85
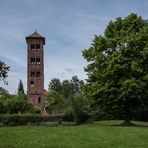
0, 94, 37, 114
0, 87, 10, 101
62, 80, 73, 99
48, 78, 62, 93
0, 87, 8, 94
46, 76, 91, 123
0, 60, 10, 84
17, 79, 26, 100
70, 75, 84, 96
0, 100, 6, 113
45, 91, 66, 115
4, 98, 37, 114
61, 76, 84, 99
72, 94, 91, 124
82, 13, 148, 124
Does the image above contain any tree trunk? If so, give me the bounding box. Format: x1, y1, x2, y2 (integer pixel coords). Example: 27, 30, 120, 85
121, 109, 134, 126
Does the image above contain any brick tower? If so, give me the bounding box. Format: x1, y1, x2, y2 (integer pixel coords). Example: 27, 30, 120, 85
26, 31, 45, 110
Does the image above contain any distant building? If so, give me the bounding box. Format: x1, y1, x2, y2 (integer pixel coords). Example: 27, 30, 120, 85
26, 31, 45, 110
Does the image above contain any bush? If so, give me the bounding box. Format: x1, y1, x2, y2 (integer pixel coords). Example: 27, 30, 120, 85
5, 99, 36, 114
0, 100, 7, 114
72, 95, 92, 124
62, 107, 74, 121
0, 114, 62, 126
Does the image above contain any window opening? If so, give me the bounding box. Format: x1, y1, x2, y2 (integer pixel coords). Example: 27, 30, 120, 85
36, 44, 40, 49
38, 97, 41, 103
31, 44, 35, 49
30, 81, 34, 85
36, 71, 40, 77
31, 57, 35, 64
31, 71, 35, 77
36, 57, 40, 64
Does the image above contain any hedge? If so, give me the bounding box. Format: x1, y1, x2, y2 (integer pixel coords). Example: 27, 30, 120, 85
0, 114, 62, 126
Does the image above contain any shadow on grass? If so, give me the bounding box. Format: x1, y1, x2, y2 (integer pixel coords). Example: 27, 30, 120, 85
96, 120, 148, 128
111, 121, 148, 128
120, 121, 136, 126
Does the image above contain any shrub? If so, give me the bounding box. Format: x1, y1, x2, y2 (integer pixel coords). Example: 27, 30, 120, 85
62, 107, 74, 121
0, 114, 62, 126
0, 100, 7, 114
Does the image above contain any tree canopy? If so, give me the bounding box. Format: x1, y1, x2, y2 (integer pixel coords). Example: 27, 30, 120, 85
82, 13, 148, 122
0, 60, 10, 84
45, 76, 90, 123
48, 78, 62, 93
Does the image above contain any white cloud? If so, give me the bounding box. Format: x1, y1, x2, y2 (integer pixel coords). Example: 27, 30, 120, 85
1, 0, 148, 93
0, 53, 26, 67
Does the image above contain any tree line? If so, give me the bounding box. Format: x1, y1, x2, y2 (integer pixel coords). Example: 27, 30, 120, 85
45, 76, 91, 123
1, 13, 148, 125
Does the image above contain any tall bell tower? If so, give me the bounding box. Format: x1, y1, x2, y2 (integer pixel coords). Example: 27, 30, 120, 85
26, 31, 45, 110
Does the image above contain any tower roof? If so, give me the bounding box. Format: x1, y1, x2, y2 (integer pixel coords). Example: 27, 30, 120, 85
27, 31, 43, 38
26, 31, 45, 44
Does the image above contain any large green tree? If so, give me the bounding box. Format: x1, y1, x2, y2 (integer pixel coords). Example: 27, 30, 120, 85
83, 13, 148, 123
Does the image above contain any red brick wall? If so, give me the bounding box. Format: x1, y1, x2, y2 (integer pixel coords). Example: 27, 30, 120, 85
26, 38, 44, 110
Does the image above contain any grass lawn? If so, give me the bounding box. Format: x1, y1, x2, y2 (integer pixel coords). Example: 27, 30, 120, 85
0, 120, 148, 148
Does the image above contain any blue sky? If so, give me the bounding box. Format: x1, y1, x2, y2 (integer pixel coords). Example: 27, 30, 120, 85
0, 0, 148, 93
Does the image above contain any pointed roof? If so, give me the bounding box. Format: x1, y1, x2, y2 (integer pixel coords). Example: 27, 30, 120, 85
26, 31, 45, 44
28, 31, 43, 38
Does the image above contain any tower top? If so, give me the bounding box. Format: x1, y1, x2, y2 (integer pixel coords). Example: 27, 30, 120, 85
26, 31, 45, 44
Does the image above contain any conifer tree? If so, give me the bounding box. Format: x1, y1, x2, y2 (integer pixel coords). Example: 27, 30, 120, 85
17, 79, 26, 100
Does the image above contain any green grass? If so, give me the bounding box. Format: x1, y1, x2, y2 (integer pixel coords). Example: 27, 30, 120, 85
0, 120, 148, 148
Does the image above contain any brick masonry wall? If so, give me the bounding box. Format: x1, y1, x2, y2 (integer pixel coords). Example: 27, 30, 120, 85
26, 38, 45, 110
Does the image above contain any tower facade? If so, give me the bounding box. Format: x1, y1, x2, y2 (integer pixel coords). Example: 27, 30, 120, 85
26, 31, 45, 110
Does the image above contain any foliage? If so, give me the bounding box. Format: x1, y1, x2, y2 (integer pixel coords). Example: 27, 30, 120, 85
17, 79, 26, 100
17, 79, 25, 94
0, 87, 10, 100
71, 94, 92, 123
61, 106, 74, 121
4, 98, 37, 114
0, 60, 10, 84
0, 114, 62, 126
0, 100, 6, 114
45, 91, 67, 115
48, 78, 62, 93
46, 76, 91, 123
0, 95, 38, 114
62, 80, 73, 99
0, 87, 8, 94
70, 75, 84, 96
48, 76, 85, 98
82, 13, 148, 122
